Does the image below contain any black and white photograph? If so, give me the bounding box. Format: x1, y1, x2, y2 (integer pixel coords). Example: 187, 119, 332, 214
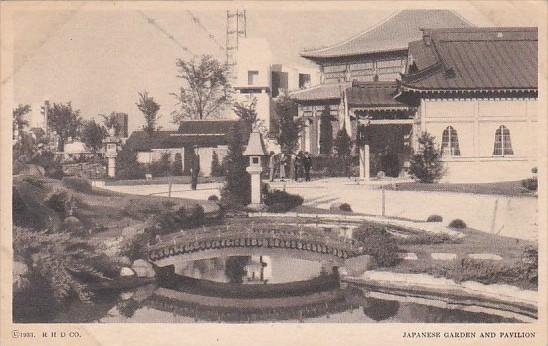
1, 1, 546, 345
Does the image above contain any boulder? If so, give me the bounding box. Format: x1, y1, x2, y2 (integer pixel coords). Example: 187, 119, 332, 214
131, 259, 156, 278
13, 261, 30, 293
122, 225, 143, 238
120, 267, 136, 277
63, 216, 83, 232
329, 203, 344, 212
343, 255, 373, 276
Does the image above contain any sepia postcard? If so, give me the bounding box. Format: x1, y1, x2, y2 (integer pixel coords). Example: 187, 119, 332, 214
1, 1, 546, 345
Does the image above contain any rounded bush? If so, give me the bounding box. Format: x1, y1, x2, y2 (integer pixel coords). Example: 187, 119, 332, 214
531, 167, 538, 174
339, 203, 352, 212
264, 189, 304, 213
426, 215, 443, 223
208, 195, 219, 201
448, 219, 467, 229
353, 224, 399, 267
521, 177, 538, 191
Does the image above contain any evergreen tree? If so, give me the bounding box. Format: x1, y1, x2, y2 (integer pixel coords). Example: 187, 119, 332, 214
172, 153, 183, 176
409, 132, 444, 183
210, 151, 224, 177
136, 91, 161, 136
116, 145, 143, 179
319, 106, 333, 155
273, 95, 304, 153
334, 129, 352, 177
81, 119, 107, 153
220, 123, 250, 207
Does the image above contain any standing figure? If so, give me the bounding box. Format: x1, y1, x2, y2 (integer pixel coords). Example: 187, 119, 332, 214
279, 152, 287, 181
303, 152, 312, 182
289, 153, 296, 181
294, 151, 303, 182
191, 145, 200, 190
268, 151, 276, 182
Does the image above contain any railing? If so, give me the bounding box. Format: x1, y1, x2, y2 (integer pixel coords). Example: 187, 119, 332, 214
148, 224, 366, 262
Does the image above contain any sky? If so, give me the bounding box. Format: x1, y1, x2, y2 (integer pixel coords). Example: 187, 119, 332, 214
4, 1, 536, 134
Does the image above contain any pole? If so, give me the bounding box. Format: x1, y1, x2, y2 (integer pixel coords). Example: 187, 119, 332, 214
381, 184, 386, 217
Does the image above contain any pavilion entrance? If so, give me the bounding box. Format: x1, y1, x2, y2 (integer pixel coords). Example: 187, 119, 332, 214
364, 123, 413, 177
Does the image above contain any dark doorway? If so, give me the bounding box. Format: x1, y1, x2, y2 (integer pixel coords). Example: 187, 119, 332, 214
366, 124, 412, 177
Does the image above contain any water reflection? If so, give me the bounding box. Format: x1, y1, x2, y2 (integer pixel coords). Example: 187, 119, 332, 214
174, 255, 333, 285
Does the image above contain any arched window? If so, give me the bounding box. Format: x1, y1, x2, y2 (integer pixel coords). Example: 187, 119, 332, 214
441, 126, 460, 156
493, 125, 513, 156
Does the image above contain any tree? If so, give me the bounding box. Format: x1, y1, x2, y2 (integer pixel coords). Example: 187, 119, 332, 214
116, 144, 143, 179
233, 98, 265, 133
273, 95, 304, 152
409, 132, 444, 183
319, 106, 333, 155
334, 129, 352, 177
81, 119, 107, 153
136, 91, 161, 137
48, 102, 82, 152
171, 55, 231, 122
101, 112, 126, 136
210, 151, 224, 177
220, 123, 250, 207
13, 104, 31, 140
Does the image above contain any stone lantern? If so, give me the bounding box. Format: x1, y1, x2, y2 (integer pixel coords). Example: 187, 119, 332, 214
103, 128, 121, 178
243, 131, 268, 210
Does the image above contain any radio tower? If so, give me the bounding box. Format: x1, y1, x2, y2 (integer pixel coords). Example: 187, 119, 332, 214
225, 10, 247, 77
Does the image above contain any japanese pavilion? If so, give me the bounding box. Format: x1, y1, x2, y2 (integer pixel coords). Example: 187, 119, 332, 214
291, 10, 538, 182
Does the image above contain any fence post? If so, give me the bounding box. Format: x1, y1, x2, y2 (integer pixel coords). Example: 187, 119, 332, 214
381, 184, 386, 217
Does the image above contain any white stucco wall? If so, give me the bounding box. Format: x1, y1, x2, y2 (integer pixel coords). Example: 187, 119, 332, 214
419, 98, 538, 183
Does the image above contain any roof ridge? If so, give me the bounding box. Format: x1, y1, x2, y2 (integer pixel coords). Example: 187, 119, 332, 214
300, 10, 400, 55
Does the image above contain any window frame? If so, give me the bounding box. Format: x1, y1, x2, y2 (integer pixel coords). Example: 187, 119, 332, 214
492, 125, 514, 157
441, 126, 461, 157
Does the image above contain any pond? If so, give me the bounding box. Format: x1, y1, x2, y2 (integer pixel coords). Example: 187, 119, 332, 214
17, 250, 527, 324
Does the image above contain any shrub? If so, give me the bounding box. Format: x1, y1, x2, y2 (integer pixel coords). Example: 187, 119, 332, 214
339, 203, 352, 212
208, 195, 219, 201
210, 151, 224, 177
116, 145, 144, 180
120, 232, 154, 261
426, 215, 443, 222
521, 177, 538, 191
220, 123, 250, 208
61, 177, 92, 193
45, 191, 69, 213
147, 204, 205, 234
531, 167, 537, 174
171, 153, 183, 176
409, 132, 444, 183
353, 224, 400, 267
264, 189, 304, 213
448, 219, 467, 229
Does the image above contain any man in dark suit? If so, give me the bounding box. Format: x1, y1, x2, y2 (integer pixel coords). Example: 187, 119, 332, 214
191, 145, 200, 190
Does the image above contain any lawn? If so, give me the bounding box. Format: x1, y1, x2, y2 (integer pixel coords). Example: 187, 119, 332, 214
381, 180, 536, 197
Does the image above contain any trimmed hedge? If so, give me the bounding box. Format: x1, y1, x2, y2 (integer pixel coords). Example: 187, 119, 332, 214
353, 224, 400, 267
339, 203, 352, 212
521, 177, 538, 191
426, 214, 443, 223
448, 219, 467, 229
264, 189, 304, 213
208, 195, 219, 201
61, 177, 92, 193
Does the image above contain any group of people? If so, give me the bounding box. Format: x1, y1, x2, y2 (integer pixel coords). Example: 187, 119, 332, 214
268, 151, 313, 182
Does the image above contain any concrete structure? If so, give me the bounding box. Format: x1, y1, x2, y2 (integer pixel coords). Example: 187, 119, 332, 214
103, 129, 121, 178
243, 131, 268, 209
233, 38, 320, 137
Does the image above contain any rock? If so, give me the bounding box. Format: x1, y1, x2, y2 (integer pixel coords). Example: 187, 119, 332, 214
344, 255, 373, 276
63, 216, 83, 232
120, 267, 136, 277
398, 252, 418, 260
122, 225, 143, 238
468, 253, 503, 261
13, 261, 30, 292
132, 283, 158, 303
431, 253, 457, 261
120, 291, 135, 300
131, 259, 156, 278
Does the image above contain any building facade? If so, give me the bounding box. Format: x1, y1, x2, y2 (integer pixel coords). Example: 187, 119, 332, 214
292, 10, 470, 156
400, 27, 538, 182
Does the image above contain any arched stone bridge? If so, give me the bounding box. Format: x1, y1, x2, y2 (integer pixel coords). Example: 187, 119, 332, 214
147, 226, 366, 263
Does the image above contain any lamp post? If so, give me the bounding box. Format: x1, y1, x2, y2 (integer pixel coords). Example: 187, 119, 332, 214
103, 128, 121, 178
243, 131, 268, 210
